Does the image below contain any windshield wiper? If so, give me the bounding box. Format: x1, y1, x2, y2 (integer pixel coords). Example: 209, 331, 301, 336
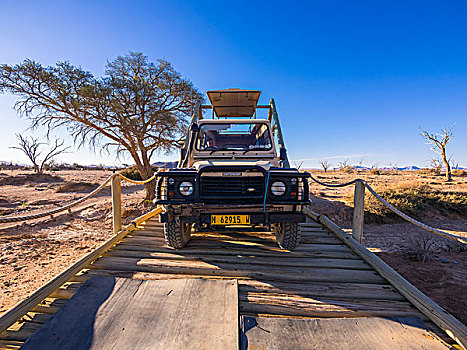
243, 148, 269, 155
209, 148, 231, 155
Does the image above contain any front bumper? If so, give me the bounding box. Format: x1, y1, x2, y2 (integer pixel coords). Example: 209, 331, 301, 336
159, 210, 306, 225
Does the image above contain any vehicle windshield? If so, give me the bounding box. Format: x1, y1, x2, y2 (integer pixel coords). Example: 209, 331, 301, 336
196, 122, 272, 151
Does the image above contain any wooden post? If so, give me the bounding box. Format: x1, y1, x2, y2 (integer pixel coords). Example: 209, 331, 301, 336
352, 180, 365, 243
111, 174, 122, 235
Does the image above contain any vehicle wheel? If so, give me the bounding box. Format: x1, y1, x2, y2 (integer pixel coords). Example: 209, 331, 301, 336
274, 222, 301, 250
164, 221, 192, 249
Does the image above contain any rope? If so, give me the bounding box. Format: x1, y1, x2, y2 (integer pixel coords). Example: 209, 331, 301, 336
309, 174, 360, 187
308, 173, 466, 244
0, 171, 159, 224
0, 174, 116, 224
118, 173, 156, 184
362, 181, 467, 245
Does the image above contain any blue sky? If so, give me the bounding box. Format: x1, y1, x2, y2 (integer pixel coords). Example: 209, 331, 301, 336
0, 0, 466, 168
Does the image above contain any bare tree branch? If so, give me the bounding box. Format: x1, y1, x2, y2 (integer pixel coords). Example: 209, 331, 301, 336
420, 125, 455, 181
9, 134, 69, 173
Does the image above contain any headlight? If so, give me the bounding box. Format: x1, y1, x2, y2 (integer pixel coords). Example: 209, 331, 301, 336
271, 181, 286, 196
179, 181, 194, 196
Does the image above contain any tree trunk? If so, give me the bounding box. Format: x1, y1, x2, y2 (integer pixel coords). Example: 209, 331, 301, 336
131, 155, 156, 201
144, 180, 157, 202
441, 150, 452, 181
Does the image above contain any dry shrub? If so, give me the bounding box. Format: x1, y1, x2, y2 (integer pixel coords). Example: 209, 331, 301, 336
56, 181, 99, 193
338, 160, 354, 174
407, 232, 435, 262
120, 166, 158, 181
361, 181, 467, 223
452, 169, 467, 177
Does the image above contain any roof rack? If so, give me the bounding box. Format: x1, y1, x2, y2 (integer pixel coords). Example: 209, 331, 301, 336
180, 89, 290, 168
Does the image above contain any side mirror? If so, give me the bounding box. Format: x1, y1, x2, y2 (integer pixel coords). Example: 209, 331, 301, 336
190, 123, 199, 132
279, 148, 287, 161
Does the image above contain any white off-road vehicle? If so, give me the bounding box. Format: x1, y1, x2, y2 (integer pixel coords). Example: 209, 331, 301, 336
155, 89, 310, 250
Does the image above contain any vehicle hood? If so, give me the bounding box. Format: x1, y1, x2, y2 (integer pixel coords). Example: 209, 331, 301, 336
192, 160, 277, 171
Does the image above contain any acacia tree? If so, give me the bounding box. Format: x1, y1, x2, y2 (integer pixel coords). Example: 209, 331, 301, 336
420, 126, 454, 181
0, 52, 203, 199
10, 134, 70, 173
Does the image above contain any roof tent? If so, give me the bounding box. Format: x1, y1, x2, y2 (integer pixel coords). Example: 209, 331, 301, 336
207, 89, 261, 118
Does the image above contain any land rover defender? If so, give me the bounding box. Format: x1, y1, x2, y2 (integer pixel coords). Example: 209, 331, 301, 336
155, 89, 310, 250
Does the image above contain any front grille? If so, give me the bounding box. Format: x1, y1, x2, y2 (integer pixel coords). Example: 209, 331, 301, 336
199, 176, 264, 198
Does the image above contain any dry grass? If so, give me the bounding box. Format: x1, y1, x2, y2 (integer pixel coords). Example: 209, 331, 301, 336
363, 181, 467, 223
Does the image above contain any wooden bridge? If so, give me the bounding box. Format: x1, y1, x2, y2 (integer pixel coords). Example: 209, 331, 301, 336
0, 173, 466, 349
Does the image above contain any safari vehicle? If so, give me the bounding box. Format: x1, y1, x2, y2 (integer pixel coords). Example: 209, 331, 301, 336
155, 89, 310, 250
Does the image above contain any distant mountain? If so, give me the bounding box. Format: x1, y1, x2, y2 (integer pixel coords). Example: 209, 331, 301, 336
399, 166, 420, 170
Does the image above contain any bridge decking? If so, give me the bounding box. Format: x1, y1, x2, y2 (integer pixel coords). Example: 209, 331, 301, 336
0, 217, 455, 349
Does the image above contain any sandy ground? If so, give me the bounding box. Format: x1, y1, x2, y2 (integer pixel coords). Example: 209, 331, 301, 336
0, 169, 147, 314
308, 170, 467, 324
0, 169, 466, 324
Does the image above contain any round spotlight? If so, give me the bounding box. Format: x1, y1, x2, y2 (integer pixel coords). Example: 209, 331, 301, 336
179, 181, 194, 196
271, 181, 286, 196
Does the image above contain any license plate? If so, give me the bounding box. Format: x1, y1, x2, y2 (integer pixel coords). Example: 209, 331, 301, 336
211, 214, 250, 225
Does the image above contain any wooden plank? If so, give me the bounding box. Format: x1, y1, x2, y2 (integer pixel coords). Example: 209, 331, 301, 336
305, 209, 467, 349
21, 277, 238, 350
72, 272, 404, 301
238, 280, 405, 301
132, 229, 331, 241
0, 208, 162, 334
104, 249, 372, 270
241, 316, 450, 349
122, 236, 353, 253
0, 340, 22, 349
89, 256, 386, 284
19, 313, 52, 325
114, 242, 361, 259
0, 322, 41, 342
240, 293, 420, 318
31, 299, 68, 314
132, 230, 340, 244
130, 231, 343, 245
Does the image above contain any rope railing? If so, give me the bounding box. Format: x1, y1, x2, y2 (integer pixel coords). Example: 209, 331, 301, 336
308, 175, 467, 245
363, 183, 467, 245
118, 173, 156, 185
0, 172, 157, 224
309, 174, 360, 187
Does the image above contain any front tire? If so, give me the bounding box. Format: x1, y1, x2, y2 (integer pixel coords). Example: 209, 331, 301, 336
274, 222, 301, 250
164, 221, 192, 249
